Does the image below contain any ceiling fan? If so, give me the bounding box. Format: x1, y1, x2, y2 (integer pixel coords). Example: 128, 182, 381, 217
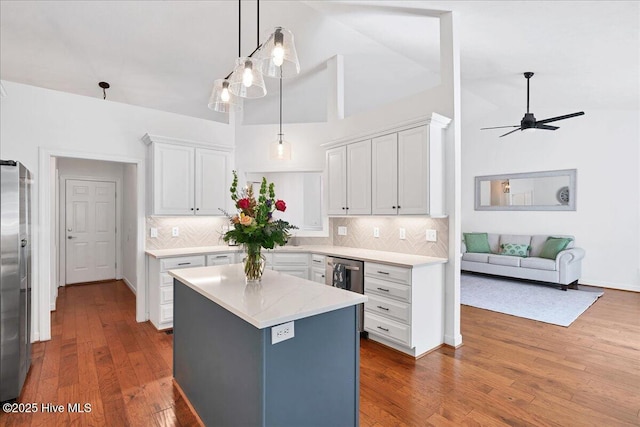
481, 72, 584, 137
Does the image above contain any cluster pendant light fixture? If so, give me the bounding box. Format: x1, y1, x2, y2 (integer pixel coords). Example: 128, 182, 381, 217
208, 0, 300, 113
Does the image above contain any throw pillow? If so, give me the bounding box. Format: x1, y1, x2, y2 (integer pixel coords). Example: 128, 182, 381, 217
500, 243, 529, 257
463, 233, 492, 253
539, 237, 573, 259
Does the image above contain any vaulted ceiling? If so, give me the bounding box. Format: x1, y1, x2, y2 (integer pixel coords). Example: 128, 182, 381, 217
1, 1, 638, 126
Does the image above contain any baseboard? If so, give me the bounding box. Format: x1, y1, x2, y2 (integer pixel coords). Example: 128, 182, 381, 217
580, 278, 640, 293
122, 276, 137, 295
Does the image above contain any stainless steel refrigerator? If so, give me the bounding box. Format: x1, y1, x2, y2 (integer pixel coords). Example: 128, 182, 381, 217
0, 160, 32, 402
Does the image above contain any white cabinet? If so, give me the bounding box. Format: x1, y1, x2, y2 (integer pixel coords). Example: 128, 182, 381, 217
271, 252, 310, 280
326, 140, 371, 215
143, 135, 232, 216
364, 261, 444, 358
206, 252, 237, 265
147, 255, 206, 330
310, 254, 326, 284
372, 126, 430, 215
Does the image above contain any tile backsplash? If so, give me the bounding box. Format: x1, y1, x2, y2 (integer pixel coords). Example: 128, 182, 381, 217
146, 216, 448, 258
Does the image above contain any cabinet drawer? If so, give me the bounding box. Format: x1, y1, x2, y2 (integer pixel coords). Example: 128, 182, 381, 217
160, 285, 173, 304
365, 294, 411, 324
273, 266, 309, 280
364, 312, 411, 346
364, 276, 411, 302
206, 253, 236, 265
159, 304, 173, 323
161, 255, 205, 271
272, 252, 309, 266
310, 254, 326, 267
365, 262, 411, 284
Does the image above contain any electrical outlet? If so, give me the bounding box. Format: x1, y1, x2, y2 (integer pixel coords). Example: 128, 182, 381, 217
399, 228, 406, 240
172, 227, 179, 237
150, 228, 158, 238
373, 227, 380, 238
272, 321, 295, 344
338, 226, 347, 236
426, 229, 437, 242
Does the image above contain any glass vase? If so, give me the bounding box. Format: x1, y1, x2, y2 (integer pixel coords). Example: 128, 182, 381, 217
243, 243, 265, 284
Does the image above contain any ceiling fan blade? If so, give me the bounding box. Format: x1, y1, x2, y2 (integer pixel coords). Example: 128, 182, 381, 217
535, 124, 559, 130
480, 125, 520, 130
537, 111, 585, 124
499, 128, 522, 138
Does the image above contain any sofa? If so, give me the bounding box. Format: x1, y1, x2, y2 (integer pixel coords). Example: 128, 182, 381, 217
461, 233, 585, 290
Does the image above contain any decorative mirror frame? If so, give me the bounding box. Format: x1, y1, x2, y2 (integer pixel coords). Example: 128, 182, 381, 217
474, 169, 577, 211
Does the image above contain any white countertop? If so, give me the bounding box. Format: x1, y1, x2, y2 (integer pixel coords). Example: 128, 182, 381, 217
169, 264, 368, 329
147, 244, 447, 268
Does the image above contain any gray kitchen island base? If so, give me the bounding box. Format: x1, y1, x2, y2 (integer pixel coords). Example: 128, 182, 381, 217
174, 279, 360, 427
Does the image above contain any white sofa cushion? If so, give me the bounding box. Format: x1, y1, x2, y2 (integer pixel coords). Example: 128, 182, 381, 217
462, 253, 490, 263
488, 255, 522, 267
521, 257, 557, 271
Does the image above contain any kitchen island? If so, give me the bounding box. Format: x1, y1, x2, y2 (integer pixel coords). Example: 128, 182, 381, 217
169, 264, 367, 427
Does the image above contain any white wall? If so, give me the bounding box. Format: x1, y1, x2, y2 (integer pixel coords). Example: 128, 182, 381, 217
0, 80, 234, 341
122, 164, 137, 292
462, 108, 640, 292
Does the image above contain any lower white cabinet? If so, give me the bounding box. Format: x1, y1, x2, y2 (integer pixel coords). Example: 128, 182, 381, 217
148, 255, 205, 330
310, 254, 326, 284
364, 261, 444, 357
207, 252, 237, 265
270, 252, 310, 280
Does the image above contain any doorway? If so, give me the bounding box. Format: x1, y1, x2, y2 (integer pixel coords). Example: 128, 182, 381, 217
64, 179, 117, 284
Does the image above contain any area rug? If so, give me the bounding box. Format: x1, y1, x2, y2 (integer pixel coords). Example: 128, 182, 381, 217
460, 273, 604, 327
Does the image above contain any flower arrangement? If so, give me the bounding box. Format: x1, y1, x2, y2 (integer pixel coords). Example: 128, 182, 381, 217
221, 171, 297, 282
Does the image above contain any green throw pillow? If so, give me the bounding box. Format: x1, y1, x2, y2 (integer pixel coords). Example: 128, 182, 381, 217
539, 237, 573, 259
464, 233, 492, 253
500, 243, 529, 257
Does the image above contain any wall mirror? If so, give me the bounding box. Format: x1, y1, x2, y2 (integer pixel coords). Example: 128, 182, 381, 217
475, 169, 576, 211
245, 171, 327, 236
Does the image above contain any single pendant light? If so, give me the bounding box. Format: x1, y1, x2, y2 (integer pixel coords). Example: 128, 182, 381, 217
208, 78, 243, 112
270, 74, 292, 160
257, 27, 300, 78
229, 57, 267, 98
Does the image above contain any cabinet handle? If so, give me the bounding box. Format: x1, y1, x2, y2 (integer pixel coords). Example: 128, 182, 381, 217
321, 274, 325, 278
196, 208, 200, 211
312, 259, 322, 264
376, 287, 390, 292
392, 206, 396, 209
377, 326, 390, 332
377, 271, 390, 275
397, 206, 401, 209
376, 305, 389, 311
190, 208, 194, 211
178, 262, 191, 266
215, 255, 227, 258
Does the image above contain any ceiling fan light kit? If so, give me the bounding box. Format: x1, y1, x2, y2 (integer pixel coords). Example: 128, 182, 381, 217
208, 0, 300, 113
481, 72, 584, 137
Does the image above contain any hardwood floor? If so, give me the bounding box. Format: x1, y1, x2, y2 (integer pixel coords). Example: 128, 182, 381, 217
1, 280, 638, 426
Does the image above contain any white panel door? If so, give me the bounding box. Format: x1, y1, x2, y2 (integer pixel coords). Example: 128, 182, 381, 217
398, 126, 429, 215
346, 140, 372, 215
195, 148, 229, 215
154, 143, 195, 215
326, 146, 347, 215
65, 180, 116, 284
372, 133, 399, 215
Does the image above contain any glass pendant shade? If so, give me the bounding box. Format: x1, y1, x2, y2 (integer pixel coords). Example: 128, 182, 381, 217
269, 137, 292, 161
208, 79, 243, 113
228, 57, 267, 99
256, 27, 300, 78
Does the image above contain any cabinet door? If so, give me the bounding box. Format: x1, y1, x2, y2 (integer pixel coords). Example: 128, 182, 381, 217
311, 268, 326, 284
153, 143, 195, 215
195, 148, 230, 215
326, 146, 347, 215
346, 140, 372, 215
397, 127, 429, 215
371, 133, 398, 215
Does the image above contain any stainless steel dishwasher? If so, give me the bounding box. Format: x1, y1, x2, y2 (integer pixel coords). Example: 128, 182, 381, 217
326, 257, 365, 334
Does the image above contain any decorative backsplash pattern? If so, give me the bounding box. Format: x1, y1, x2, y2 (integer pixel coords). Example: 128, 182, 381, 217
146, 216, 448, 258
331, 217, 448, 258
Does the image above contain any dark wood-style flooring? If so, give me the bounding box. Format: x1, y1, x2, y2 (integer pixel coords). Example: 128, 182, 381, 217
1, 280, 638, 426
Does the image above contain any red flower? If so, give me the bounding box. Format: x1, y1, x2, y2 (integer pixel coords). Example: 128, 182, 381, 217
275, 200, 286, 212
237, 198, 250, 210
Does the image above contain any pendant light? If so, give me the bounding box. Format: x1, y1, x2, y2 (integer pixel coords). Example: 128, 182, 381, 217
228, 0, 266, 99
256, 27, 300, 78
270, 74, 292, 160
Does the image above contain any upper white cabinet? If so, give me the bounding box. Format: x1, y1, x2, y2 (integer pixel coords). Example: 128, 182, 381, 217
143, 134, 233, 216
326, 114, 451, 217
372, 127, 430, 215
326, 140, 371, 215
